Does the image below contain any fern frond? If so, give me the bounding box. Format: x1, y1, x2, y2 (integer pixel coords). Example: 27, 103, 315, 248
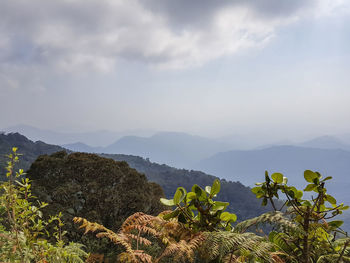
234, 211, 299, 234
201, 231, 276, 262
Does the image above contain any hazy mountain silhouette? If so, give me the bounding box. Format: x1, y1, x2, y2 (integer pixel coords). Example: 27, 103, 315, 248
3, 124, 153, 147
196, 145, 350, 204
298, 135, 350, 150
102, 132, 233, 169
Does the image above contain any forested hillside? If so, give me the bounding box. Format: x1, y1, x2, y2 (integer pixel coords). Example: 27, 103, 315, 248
101, 153, 271, 220
0, 132, 65, 179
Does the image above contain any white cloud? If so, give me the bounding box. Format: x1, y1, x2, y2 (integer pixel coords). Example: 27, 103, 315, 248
0, 0, 348, 82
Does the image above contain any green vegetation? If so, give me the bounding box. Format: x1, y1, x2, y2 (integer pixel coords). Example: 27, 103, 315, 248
1, 146, 349, 262
251, 171, 350, 263
76, 171, 350, 262
0, 148, 87, 262
25, 151, 165, 258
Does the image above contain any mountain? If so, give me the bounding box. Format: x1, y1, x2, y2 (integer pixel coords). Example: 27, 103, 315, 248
102, 132, 233, 169
299, 135, 350, 150
2, 124, 153, 147
0, 132, 270, 221
196, 145, 350, 204
62, 142, 103, 153
0, 132, 65, 178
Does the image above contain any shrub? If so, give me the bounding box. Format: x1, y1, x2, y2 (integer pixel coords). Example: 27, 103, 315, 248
0, 148, 88, 262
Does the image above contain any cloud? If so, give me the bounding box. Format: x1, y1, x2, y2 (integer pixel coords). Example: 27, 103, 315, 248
0, 0, 348, 85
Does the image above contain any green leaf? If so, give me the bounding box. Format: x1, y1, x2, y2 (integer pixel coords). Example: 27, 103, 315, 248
220, 212, 237, 222
173, 187, 186, 205
212, 201, 229, 211
296, 190, 303, 199
205, 186, 211, 194
160, 198, 175, 206
262, 197, 268, 206
304, 184, 316, 192
304, 170, 318, 183
323, 176, 333, 181
210, 179, 221, 196
271, 173, 283, 183
342, 205, 349, 210
325, 194, 337, 205
251, 187, 261, 194
186, 192, 197, 201
163, 209, 180, 220
328, 220, 343, 228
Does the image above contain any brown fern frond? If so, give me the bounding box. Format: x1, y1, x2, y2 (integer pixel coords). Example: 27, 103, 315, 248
125, 233, 152, 246
73, 217, 108, 234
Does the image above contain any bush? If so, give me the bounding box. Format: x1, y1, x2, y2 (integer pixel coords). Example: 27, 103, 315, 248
0, 148, 88, 262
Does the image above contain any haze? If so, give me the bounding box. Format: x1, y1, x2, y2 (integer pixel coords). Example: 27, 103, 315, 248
1, 0, 350, 142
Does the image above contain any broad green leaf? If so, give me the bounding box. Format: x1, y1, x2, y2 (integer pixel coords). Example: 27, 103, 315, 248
296, 190, 303, 199
342, 205, 349, 210
192, 184, 204, 197
210, 179, 221, 196
160, 198, 175, 206
304, 184, 316, 192
325, 194, 337, 205
271, 173, 283, 183
173, 187, 186, 205
251, 187, 261, 194
205, 186, 211, 194
220, 212, 237, 222
186, 192, 197, 200
328, 220, 343, 228
304, 170, 318, 183
212, 201, 229, 211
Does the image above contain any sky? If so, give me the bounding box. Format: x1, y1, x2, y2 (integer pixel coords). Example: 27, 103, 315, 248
1, 0, 350, 141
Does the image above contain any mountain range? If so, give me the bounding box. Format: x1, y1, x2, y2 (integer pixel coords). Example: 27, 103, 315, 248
1, 131, 349, 230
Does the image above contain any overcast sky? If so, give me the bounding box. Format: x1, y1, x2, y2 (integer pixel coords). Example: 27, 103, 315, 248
1, 0, 349, 141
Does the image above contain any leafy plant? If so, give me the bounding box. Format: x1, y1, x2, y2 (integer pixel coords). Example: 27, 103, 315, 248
251, 170, 350, 263
75, 179, 278, 262
160, 179, 237, 232
0, 148, 88, 262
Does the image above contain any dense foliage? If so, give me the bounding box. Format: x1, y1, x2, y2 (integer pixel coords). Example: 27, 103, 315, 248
0, 148, 87, 262
76, 171, 350, 262
25, 151, 165, 257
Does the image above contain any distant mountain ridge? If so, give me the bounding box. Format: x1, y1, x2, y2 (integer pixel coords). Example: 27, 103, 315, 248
3, 124, 154, 147
65, 131, 234, 169
298, 135, 350, 150
196, 145, 350, 205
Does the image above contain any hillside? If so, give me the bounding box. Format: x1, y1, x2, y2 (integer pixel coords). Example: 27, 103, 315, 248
0, 132, 65, 179
100, 153, 271, 220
